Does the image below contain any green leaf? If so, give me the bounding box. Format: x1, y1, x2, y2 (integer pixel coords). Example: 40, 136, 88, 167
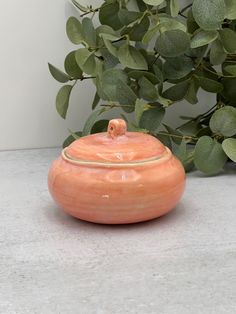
184, 78, 199, 104
224, 64, 236, 76
190, 30, 218, 48
99, 32, 121, 41
196, 126, 212, 137
143, 0, 164, 5
96, 78, 107, 101
66, 17, 83, 44
128, 70, 160, 84
163, 56, 193, 80
163, 124, 183, 144
169, 0, 179, 17
64, 51, 83, 79
128, 123, 149, 133
99, 2, 122, 31
188, 45, 208, 58
68, 129, 81, 140
136, 0, 148, 12
163, 81, 190, 101
153, 64, 164, 83
174, 140, 194, 172
118, 9, 142, 26
192, 0, 225, 31
139, 77, 158, 101
222, 138, 236, 162
155, 30, 190, 57
195, 65, 218, 81
96, 25, 117, 48
221, 78, 236, 102
91, 119, 109, 134
48, 63, 70, 83
219, 28, 236, 53
94, 58, 104, 77
63, 131, 82, 148
187, 9, 199, 34
75, 48, 96, 75
196, 76, 223, 93
100, 68, 128, 101
118, 43, 148, 70
209, 106, 236, 137
92, 92, 100, 109
135, 99, 149, 124
96, 25, 117, 37
225, 0, 236, 20
123, 16, 150, 42
56, 85, 73, 119
116, 79, 137, 111
177, 120, 200, 136
210, 39, 227, 65
99, 48, 119, 70
158, 16, 186, 32
156, 132, 172, 149
139, 107, 165, 132
82, 17, 96, 47
156, 94, 173, 107
82, 109, 105, 136
194, 136, 227, 174
101, 36, 118, 57
142, 25, 159, 44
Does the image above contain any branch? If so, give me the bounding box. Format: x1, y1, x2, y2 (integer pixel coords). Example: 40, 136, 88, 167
80, 8, 99, 17
79, 2, 111, 17
156, 131, 198, 141
100, 104, 133, 108
201, 64, 236, 78
80, 76, 96, 80
179, 3, 192, 15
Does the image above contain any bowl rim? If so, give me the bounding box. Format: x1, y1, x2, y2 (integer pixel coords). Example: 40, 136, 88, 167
61, 147, 172, 167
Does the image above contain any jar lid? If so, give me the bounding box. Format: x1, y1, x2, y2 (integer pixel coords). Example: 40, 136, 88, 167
64, 119, 166, 163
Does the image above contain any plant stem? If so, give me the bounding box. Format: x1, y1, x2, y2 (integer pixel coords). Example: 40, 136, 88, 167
151, 54, 160, 66
177, 103, 218, 129
72, 80, 78, 87
101, 103, 133, 108
178, 12, 187, 18
199, 104, 218, 118
111, 36, 127, 43
201, 64, 236, 78
80, 8, 99, 17
80, 1, 116, 17
80, 2, 110, 17
81, 76, 96, 80
156, 131, 198, 141
179, 3, 192, 15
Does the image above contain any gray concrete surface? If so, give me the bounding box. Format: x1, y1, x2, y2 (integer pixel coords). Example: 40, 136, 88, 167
0, 148, 235, 314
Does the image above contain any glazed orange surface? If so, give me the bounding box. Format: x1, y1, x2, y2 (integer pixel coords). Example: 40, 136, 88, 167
66, 132, 166, 163
48, 119, 185, 224
48, 152, 185, 224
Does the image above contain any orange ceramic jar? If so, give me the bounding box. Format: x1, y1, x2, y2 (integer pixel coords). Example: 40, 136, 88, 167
48, 119, 185, 224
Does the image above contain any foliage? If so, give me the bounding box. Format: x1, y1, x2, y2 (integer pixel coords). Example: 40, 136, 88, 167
48, 0, 236, 174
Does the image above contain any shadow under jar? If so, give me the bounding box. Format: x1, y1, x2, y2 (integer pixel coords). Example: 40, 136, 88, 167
48, 119, 185, 224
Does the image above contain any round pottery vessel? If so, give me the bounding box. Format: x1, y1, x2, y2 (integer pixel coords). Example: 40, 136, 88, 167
48, 119, 185, 224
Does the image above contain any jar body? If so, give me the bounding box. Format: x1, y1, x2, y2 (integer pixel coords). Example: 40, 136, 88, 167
48, 153, 185, 224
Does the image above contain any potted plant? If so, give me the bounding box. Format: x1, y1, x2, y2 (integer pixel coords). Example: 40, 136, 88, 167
48, 0, 236, 174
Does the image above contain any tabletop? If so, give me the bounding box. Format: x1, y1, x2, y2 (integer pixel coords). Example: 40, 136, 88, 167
0, 148, 235, 314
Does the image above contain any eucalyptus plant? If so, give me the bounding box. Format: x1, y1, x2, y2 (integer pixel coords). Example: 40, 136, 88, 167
48, 0, 236, 174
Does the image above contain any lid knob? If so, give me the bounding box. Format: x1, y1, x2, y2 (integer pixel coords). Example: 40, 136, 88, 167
108, 119, 127, 139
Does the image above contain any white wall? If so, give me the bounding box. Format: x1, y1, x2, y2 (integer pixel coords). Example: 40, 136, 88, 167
0, 0, 214, 150
0, 0, 97, 150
